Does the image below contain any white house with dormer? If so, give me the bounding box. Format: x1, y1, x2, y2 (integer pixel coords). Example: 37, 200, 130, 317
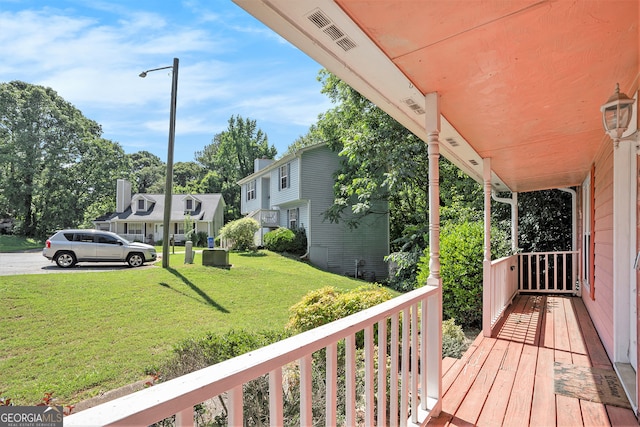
93, 179, 225, 245
238, 143, 389, 281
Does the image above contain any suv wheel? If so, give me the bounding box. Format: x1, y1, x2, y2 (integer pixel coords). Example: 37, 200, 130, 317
127, 253, 144, 267
55, 251, 76, 268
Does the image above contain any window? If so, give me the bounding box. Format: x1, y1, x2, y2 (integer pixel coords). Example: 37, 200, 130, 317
96, 234, 120, 244
176, 223, 185, 235
247, 180, 256, 200
279, 163, 290, 190
129, 223, 143, 235
582, 167, 595, 300
137, 199, 145, 210
185, 199, 193, 211
288, 208, 299, 229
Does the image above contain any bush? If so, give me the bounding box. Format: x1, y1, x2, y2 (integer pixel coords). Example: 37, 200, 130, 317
416, 220, 510, 328
218, 217, 260, 251
195, 231, 208, 247
384, 249, 423, 292
263, 227, 308, 255
160, 329, 290, 381
264, 227, 294, 252
442, 318, 467, 358
286, 285, 392, 333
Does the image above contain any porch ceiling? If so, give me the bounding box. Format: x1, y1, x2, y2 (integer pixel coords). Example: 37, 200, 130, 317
234, 0, 639, 193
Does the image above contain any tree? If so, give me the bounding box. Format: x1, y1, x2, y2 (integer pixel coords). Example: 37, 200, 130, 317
0, 81, 130, 238
173, 161, 205, 193
195, 115, 277, 221
128, 151, 164, 193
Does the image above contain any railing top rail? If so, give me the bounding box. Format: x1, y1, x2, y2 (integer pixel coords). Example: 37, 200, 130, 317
492, 254, 518, 264
518, 250, 578, 256
66, 285, 440, 426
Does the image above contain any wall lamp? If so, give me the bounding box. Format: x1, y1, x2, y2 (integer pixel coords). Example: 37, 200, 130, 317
139, 58, 179, 269
601, 83, 636, 146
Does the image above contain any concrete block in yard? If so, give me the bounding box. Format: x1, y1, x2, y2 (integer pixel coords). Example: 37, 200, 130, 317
202, 248, 230, 268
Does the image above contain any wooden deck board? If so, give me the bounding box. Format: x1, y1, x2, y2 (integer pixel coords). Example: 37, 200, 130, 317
428, 295, 638, 427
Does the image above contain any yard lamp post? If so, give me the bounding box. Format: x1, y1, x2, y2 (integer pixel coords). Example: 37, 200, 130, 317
139, 58, 179, 269
600, 83, 635, 146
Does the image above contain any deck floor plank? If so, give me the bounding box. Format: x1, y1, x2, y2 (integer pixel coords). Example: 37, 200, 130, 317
441, 337, 496, 416
530, 346, 557, 426
454, 339, 509, 425
428, 295, 638, 426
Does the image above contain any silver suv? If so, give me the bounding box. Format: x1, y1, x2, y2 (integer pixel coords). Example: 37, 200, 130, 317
43, 229, 157, 268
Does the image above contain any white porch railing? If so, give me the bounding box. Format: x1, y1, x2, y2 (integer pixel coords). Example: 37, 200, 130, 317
65, 284, 442, 427
518, 251, 578, 294
248, 209, 279, 227
488, 255, 519, 330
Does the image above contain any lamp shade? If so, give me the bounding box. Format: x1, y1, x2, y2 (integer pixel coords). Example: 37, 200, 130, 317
601, 83, 635, 140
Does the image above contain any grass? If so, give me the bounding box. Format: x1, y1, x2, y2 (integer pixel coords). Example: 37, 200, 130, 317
0, 250, 374, 406
0, 235, 43, 252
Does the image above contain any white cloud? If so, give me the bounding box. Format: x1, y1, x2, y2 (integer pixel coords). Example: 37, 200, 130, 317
0, 1, 329, 160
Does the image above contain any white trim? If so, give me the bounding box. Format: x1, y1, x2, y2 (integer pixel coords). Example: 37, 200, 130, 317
612, 140, 637, 365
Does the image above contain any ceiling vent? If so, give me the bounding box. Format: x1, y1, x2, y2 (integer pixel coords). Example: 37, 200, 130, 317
469, 159, 479, 166
307, 9, 357, 52
445, 137, 459, 147
401, 97, 425, 115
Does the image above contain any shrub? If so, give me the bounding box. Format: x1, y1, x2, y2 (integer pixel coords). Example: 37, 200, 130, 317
263, 227, 308, 255
264, 227, 295, 252
384, 249, 423, 292
442, 318, 467, 358
195, 231, 208, 247
160, 329, 290, 380
286, 285, 393, 333
416, 220, 510, 328
218, 217, 260, 251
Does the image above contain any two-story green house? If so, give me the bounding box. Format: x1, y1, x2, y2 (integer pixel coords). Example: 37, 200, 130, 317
238, 143, 389, 281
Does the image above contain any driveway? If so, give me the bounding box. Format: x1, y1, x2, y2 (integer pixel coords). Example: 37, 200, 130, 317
0, 251, 157, 276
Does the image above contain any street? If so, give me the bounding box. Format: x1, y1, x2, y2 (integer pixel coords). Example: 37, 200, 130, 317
0, 251, 156, 276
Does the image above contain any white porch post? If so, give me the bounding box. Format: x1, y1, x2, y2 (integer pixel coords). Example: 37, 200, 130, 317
425, 92, 442, 416
482, 157, 492, 337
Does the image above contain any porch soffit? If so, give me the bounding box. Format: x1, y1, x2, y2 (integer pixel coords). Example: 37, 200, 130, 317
235, 0, 639, 193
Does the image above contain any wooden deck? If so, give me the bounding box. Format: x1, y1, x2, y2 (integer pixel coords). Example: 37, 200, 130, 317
428, 295, 639, 426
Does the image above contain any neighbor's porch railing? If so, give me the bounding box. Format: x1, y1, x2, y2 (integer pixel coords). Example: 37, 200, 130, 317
248, 209, 279, 228
66, 284, 442, 427
518, 251, 578, 294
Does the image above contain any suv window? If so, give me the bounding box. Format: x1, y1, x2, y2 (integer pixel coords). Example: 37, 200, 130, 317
96, 234, 120, 244
62, 233, 75, 241
74, 233, 95, 243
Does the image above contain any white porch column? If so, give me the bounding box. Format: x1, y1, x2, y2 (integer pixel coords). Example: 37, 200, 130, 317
426, 93, 441, 281
425, 92, 442, 417
482, 157, 492, 337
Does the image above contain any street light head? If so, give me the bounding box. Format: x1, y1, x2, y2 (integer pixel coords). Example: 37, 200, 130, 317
139, 71, 148, 78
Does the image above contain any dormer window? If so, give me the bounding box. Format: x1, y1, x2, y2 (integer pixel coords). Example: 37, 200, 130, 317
137, 199, 145, 211
185, 199, 193, 211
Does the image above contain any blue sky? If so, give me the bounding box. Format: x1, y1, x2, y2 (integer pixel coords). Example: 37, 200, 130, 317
0, 0, 331, 162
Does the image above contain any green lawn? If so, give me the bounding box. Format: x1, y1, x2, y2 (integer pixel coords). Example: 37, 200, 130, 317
0, 235, 43, 252
0, 251, 370, 405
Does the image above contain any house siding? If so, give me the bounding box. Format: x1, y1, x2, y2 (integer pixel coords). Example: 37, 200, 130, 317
301, 146, 389, 280
584, 141, 614, 359
271, 159, 299, 206
242, 179, 261, 214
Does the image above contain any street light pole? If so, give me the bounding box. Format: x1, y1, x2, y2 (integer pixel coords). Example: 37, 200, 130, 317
139, 58, 179, 269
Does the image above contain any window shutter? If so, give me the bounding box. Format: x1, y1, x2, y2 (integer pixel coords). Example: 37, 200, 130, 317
287, 163, 291, 188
